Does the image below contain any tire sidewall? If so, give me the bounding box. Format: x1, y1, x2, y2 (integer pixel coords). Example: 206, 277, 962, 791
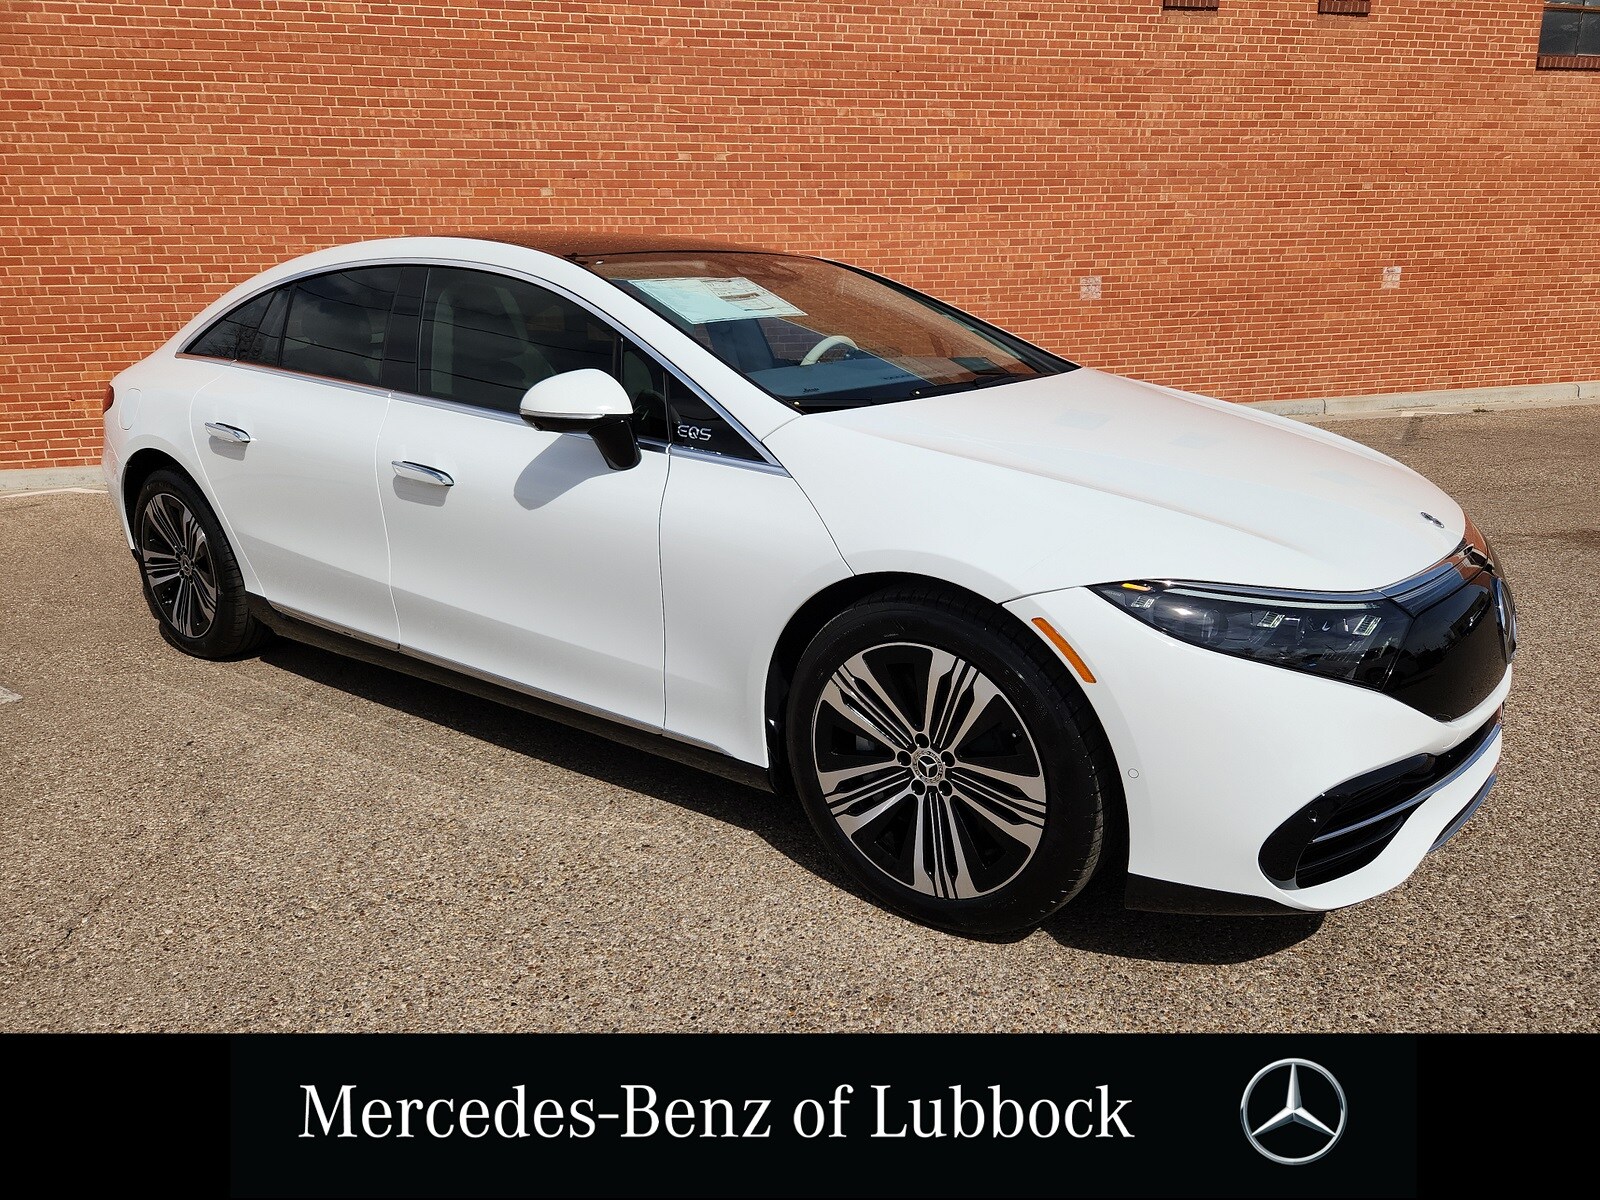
786, 597, 1105, 936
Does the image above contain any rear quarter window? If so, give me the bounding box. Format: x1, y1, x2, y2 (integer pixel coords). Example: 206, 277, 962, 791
184, 292, 272, 360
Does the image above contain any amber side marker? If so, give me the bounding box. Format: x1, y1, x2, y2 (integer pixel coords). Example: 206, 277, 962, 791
1032, 618, 1097, 684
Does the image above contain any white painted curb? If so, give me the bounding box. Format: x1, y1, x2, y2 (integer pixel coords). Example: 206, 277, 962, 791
1251, 380, 1600, 418
0, 466, 107, 493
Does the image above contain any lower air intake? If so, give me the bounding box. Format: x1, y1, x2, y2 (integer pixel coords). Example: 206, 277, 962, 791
1259, 716, 1499, 890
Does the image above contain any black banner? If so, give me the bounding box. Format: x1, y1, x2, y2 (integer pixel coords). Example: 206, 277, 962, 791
6, 1033, 1585, 1197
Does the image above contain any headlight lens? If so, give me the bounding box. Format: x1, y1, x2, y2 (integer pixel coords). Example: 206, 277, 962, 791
1090, 580, 1412, 688
1463, 514, 1499, 570
1463, 514, 1516, 657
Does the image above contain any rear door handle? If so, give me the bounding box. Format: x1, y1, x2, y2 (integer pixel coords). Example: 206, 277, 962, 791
391, 460, 455, 487
204, 422, 252, 444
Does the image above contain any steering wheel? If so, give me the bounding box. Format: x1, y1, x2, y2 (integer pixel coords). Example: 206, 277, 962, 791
799, 335, 860, 366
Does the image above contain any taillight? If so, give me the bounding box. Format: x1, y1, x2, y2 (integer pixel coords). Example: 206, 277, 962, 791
102, 384, 116, 414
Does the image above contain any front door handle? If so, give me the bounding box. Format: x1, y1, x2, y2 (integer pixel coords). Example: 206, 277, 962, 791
391, 460, 455, 487
204, 422, 252, 445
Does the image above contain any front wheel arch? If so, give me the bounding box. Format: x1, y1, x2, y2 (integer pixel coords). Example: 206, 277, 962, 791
782, 582, 1126, 934
764, 574, 1128, 880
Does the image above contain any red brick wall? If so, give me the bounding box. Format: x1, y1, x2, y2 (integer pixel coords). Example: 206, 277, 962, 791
2, 1, 1597, 469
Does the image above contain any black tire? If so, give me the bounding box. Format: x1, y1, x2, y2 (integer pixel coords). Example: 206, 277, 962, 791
132, 469, 270, 659
786, 585, 1114, 936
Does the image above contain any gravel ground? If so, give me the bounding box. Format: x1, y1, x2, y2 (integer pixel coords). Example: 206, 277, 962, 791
0, 406, 1594, 1032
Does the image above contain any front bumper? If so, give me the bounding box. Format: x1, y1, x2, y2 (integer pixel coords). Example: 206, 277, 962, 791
1006, 586, 1511, 913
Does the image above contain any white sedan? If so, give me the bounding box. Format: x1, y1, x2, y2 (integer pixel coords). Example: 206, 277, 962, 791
102, 235, 1515, 934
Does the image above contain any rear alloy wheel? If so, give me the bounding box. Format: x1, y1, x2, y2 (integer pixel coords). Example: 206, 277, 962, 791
140, 491, 219, 640
134, 470, 269, 659
787, 587, 1112, 936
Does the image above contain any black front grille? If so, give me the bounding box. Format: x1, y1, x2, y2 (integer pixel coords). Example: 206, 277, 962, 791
1259, 715, 1499, 889
1379, 542, 1515, 722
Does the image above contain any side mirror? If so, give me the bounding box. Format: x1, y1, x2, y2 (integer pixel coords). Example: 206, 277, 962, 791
518, 369, 640, 471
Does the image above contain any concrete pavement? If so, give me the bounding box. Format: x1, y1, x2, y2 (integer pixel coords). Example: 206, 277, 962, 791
0, 405, 1594, 1031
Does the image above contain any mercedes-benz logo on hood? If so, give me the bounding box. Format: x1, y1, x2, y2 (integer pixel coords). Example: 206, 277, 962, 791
1240, 1059, 1347, 1165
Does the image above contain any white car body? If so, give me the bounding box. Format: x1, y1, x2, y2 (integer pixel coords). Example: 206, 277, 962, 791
103, 235, 1513, 919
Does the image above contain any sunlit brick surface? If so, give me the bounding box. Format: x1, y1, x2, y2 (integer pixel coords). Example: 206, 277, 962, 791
2, 1, 1596, 468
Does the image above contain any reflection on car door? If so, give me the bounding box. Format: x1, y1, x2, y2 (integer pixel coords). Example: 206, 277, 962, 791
374, 267, 669, 730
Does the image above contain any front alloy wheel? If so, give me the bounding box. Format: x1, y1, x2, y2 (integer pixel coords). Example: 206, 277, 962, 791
787, 587, 1113, 936
812, 643, 1047, 900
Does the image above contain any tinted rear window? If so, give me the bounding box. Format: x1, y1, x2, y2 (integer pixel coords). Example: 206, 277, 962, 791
281, 267, 402, 387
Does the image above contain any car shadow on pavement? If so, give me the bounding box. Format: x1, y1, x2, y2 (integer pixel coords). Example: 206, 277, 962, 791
1041, 878, 1325, 965
257, 638, 845, 876
260, 640, 1326, 965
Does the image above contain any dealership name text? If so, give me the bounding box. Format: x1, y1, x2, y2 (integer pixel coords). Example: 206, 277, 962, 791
300, 1083, 1133, 1141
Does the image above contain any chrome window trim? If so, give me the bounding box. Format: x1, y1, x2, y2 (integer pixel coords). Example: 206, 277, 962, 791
387, 390, 525, 425
184, 355, 395, 403
177, 256, 783, 471
667, 443, 790, 476
614, 333, 777, 469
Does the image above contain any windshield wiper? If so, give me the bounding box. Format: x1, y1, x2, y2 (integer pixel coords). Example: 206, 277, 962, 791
907, 371, 1029, 400
786, 371, 1034, 411
785, 396, 885, 411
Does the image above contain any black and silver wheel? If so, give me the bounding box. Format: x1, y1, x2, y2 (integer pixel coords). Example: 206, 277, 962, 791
787, 586, 1113, 936
133, 469, 269, 659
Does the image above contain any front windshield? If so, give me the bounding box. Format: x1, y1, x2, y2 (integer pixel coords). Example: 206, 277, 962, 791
579, 252, 1075, 411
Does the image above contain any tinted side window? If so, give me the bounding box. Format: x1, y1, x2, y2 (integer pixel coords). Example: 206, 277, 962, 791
281, 267, 402, 387
238, 286, 290, 367
184, 292, 272, 360
420, 267, 619, 414
618, 342, 673, 444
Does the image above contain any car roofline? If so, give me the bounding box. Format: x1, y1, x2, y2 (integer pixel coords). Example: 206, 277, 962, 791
441, 230, 794, 260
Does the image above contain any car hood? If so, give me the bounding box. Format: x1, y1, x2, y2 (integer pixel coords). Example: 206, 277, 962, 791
762, 368, 1465, 599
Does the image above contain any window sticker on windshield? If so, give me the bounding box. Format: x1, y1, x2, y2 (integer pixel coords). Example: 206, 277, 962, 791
630, 277, 806, 325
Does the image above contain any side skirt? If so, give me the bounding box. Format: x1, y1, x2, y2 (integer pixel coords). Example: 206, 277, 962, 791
247, 596, 775, 794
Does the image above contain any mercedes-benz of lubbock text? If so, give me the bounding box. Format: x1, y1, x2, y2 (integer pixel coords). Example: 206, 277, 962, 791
102, 235, 1516, 934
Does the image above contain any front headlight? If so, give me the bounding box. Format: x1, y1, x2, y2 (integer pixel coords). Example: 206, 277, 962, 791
1090, 580, 1411, 689
1463, 514, 1495, 569
1464, 514, 1517, 658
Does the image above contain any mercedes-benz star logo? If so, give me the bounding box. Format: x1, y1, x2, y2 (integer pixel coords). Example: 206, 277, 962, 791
1419, 511, 1444, 527
1240, 1059, 1347, 1165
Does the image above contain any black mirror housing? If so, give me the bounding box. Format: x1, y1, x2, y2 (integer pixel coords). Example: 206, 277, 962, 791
521, 410, 640, 471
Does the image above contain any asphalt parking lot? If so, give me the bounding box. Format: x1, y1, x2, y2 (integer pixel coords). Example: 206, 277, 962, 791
1, 406, 1595, 1032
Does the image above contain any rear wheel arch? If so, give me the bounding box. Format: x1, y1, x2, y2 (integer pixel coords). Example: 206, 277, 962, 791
130, 466, 270, 659
121, 447, 194, 530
